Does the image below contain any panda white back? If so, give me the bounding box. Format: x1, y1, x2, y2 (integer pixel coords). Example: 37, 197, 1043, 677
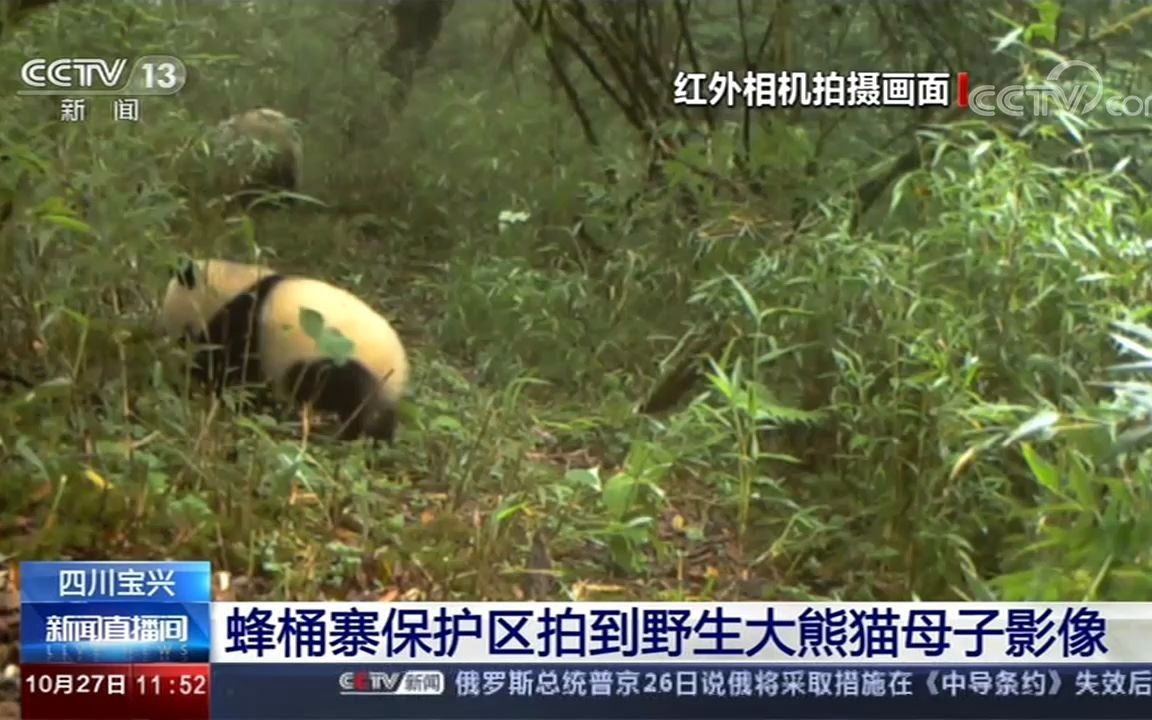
256, 275, 409, 442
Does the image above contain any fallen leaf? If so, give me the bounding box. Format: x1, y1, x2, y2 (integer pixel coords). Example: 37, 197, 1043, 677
582, 583, 626, 594
83, 467, 108, 490
289, 486, 319, 506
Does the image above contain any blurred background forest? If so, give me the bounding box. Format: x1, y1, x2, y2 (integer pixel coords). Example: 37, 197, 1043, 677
2, 0, 1152, 671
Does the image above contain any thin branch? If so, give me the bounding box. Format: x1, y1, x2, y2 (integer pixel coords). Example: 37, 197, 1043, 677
550, 3, 643, 131
630, 0, 666, 94
641, 0, 660, 77
531, 3, 599, 146
671, 0, 712, 130
563, 2, 650, 129
752, 7, 775, 69
736, 0, 751, 165
497, 3, 540, 76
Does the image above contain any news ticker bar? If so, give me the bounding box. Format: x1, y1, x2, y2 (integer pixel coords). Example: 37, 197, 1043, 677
19, 663, 1152, 719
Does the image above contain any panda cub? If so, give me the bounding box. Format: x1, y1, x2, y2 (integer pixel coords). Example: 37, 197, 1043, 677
160, 257, 409, 443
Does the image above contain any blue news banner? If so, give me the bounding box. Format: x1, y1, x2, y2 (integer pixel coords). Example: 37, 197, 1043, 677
209, 601, 1152, 719
19, 561, 1152, 719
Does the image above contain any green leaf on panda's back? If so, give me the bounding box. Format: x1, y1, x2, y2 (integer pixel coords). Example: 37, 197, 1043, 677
299, 307, 325, 337
298, 307, 355, 365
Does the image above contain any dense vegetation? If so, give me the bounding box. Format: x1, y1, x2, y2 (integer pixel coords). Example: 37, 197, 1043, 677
2, 0, 1152, 639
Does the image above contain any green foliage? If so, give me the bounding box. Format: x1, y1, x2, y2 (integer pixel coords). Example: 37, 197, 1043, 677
2, 0, 1152, 605
298, 307, 354, 366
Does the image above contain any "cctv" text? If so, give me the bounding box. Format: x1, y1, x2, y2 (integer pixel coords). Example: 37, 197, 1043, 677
20, 58, 129, 90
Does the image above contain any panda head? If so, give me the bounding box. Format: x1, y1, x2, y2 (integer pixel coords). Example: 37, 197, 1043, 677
159, 257, 277, 339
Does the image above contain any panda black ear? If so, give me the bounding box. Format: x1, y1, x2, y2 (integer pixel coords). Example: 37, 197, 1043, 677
173, 257, 198, 289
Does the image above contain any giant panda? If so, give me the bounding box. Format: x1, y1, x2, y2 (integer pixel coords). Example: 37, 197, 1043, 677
159, 258, 278, 390
205, 108, 304, 203
159, 258, 409, 443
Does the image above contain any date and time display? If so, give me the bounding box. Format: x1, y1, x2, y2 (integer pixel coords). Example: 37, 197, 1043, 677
22, 663, 210, 719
